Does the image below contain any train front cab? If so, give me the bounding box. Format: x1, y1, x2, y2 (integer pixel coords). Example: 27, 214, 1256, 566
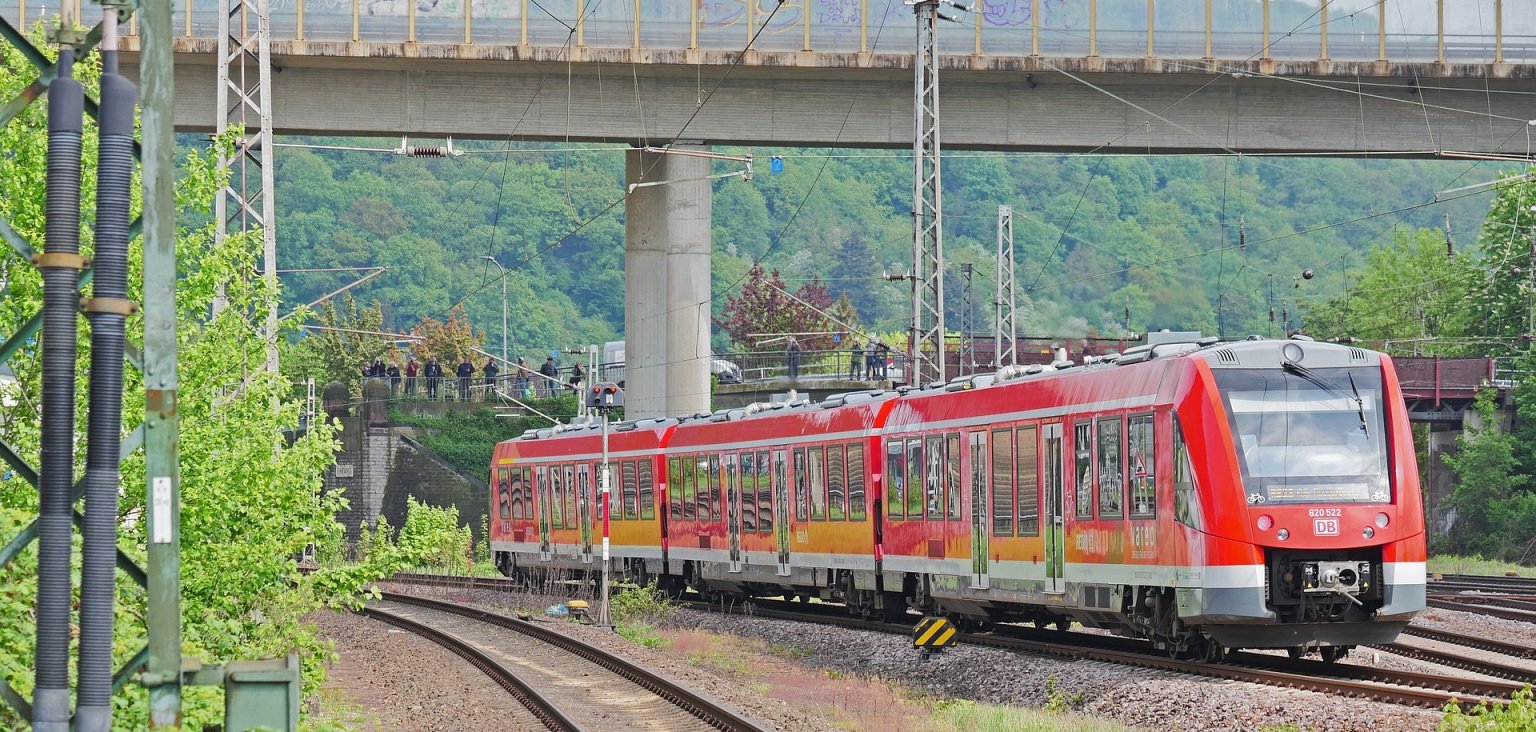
1177, 340, 1426, 653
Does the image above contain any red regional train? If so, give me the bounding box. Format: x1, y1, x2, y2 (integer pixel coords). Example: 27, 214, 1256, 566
488, 334, 1426, 660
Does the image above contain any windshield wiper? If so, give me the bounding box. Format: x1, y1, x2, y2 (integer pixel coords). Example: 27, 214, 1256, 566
1280, 362, 1369, 437
1347, 371, 1368, 438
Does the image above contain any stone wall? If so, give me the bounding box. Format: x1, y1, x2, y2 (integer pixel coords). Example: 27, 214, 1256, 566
321, 394, 485, 544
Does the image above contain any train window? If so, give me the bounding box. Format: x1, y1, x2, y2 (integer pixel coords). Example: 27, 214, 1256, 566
520, 467, 532, 519
621, 461, 637, 520
708, 455, 722, 521
827, 444, 847, 520
639, 459, 655, 520
793, 448, 809, 521
536, 467, 550, 527
550, 466, 566, 529
564, 465, 578, 530
740, 453, 758, 532
1173, 416, 1202, 530
497, 468, 512, 520
809, 446, 828, 521
848, 444, 867, 521
886, 440, 905, 521
578, 464, 592, 531
946, 434, 962, 521
1074, 421, 1094, 519
1128, 414, 1155, 518
1098, 416, 1124, 518
681, 456, 697, 520
1017, 426, 1040, 535
772, 450, 787, 534
991, 429, 1014, 536
920, 436, 941, 520
668, 457, 683, 520
757, 450, 772, 533
508, 468, 524, 520
909, 438, 928, 520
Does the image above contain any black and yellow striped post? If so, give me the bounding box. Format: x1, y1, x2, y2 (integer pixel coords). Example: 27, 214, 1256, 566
913, 616, 958, 661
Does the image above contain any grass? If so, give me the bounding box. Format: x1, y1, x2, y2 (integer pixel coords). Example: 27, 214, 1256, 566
1428, 555, 1532, 577
933, 698, 1142, 732
649, 627, 1147, 732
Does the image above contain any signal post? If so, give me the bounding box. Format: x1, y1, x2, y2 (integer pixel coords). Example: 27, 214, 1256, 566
588, 382, 623, 627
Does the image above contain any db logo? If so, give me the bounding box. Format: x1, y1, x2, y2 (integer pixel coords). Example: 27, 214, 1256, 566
1313, 518, 1340, 536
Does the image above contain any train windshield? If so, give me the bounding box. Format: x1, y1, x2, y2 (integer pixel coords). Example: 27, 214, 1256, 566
1212, 366, 1389, 505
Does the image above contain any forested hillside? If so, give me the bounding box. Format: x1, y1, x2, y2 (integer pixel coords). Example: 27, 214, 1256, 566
261, 136, 1508, 354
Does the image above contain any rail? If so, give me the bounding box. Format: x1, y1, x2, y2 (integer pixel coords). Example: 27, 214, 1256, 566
359, 603, 586, 731
373, 590, 774, 732
8, 0, 1535, 66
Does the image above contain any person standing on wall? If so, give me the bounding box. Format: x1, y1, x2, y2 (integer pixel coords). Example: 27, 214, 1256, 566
539, 355, 560, 398
424, 357, 443, 399
456, 357, 475, 401
849, 339, 864, 380
386, 361, 401, 396
786, 336, 802, 381
405, 357, 419, 396
482, 358, 500, 401
568, 362, 584, 391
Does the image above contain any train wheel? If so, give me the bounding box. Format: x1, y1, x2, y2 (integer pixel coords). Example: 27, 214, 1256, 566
1320, 646, 1350, 663
1054, 618, 1071, 632
1197, 638, 1227, 663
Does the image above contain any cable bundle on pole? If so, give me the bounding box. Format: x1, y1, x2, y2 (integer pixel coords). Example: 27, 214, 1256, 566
77, 8, 137, 730
34, 39, 84, 732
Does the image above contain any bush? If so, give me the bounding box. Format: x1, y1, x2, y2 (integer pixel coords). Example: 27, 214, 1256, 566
396, 498, 474, 574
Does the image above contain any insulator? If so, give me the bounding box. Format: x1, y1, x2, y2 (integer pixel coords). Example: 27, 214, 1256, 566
408, 146, 449, 157
1239, 216, 1247, 250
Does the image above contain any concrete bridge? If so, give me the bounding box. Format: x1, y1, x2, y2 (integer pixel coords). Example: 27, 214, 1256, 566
5, 0, 1522, 154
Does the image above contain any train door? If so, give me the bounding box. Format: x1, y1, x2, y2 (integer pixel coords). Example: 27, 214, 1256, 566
726, 453, 743, 572
968, 431, 989, 590
1042, 423, 1065, 594
773, 449, 791, 576
578, 463, 593, 564
536, 466, 552, 562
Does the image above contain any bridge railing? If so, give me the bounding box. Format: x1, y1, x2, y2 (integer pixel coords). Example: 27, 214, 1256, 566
8, 0, 1533, 65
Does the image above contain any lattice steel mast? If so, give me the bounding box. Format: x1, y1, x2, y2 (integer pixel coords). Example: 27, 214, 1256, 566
215, 0, 278, 371
994, 204, 1016, 368
958, 263, 974, 376
909, 0, 946, 385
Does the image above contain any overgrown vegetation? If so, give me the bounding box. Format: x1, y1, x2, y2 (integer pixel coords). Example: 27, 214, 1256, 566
1439, 687, 1536, 731
611, 581, 675, 648
391, 400, 619, 482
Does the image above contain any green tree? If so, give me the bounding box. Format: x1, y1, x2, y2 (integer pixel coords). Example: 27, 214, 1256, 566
286, 292, 393, 393
1301, 227, 1471, 351
1463, 172, 1536, 354
1443, 390, 1536, 561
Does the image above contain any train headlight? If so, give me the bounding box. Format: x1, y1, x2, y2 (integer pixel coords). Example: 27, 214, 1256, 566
1276, 528, 1290, 541
1257, 515, 1274, 530
1282, 342, 1304, 363
1375, 512, 1390, 528
1362, 526, 1375, 539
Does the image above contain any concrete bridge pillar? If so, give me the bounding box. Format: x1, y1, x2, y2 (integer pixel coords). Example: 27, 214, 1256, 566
624, 145, 713, 420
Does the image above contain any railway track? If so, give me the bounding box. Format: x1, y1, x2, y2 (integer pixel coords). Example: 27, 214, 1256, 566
1428, 573, 1536, 595
360, 591, 770, 732
712, 598, 1517, 710
385, 573, 1520, 709
1428, 597, 1536, 624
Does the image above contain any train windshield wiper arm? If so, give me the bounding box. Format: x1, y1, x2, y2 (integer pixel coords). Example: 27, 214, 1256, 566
1281, 362, 1367, 436
1347, 372, 1368, 438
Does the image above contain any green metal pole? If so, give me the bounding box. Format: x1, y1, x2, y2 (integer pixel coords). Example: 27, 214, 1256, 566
139, 0, 182, 726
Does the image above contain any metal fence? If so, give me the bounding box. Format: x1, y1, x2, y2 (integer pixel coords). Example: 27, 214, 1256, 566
8, 0, 1533, 64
